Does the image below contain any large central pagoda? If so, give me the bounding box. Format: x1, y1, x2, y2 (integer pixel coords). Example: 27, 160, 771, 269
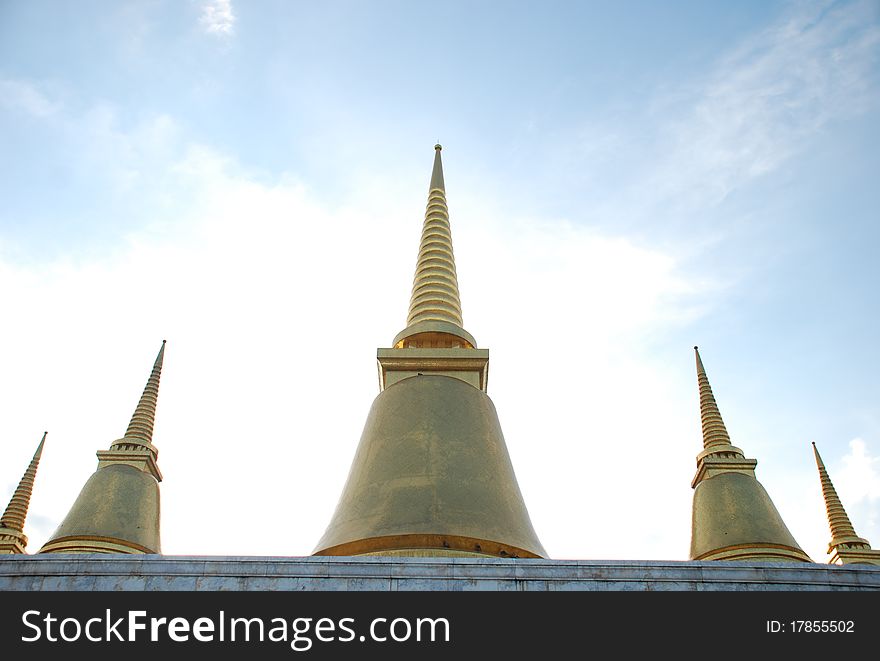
313, 145, 546, 558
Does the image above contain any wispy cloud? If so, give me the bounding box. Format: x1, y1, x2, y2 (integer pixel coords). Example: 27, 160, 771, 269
651, 0, 880, 210
0, 79, 58, 117
0, 79, 193, 258
199, 0, 235, 37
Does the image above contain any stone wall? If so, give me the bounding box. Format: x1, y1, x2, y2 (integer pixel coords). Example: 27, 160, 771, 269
2, 555, 879, 590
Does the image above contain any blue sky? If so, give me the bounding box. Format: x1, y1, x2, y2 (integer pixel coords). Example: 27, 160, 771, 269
1, 0, 879, 561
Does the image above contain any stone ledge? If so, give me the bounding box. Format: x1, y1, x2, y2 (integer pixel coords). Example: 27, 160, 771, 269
1, 555, 878, 591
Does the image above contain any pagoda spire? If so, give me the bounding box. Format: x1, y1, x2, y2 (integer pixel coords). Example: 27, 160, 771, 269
406, 144, 463, 329
813, 443, 860, 541
40, 341, 167, 554
0, 432, 47, 554
812, 442, 880, 565
695, 346, 734, 450
392, 144, 476, 352
689, 346, 810, 563
116, 339, 165, 450
379, 145, 488, 393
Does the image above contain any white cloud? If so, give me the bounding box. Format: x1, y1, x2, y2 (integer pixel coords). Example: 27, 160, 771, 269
0, 78, 182, 201
838, 437, 880, 504
0, 79, 58, 117
650, 0, 880, 210
199, 0, 236, 37
75, 105, 181, 194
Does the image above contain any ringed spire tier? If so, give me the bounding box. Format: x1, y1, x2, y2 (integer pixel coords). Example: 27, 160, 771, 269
695, 347, 733, 450
0, 432, 47, 554
812, 442, 880, 565
314, 145, 546, 558
689, 347, 811, 563
119, 339, 165, 447
40, 341, 167, 554
393, 144, 476, 352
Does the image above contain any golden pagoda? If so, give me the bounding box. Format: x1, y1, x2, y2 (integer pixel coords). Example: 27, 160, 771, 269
689, 347, 811, 562
39, 341, 166, 554
0, 432, 47, 554
812, 442, 880, 566
314, 145, 546, 558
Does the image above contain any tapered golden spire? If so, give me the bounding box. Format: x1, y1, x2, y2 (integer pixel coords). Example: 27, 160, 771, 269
0, 432, 47, 554
393, 144, 476, 351
40, 341, 166, 554
812, 442, 880, 565
813, 443, 860, 541
695, 347, 733, 450
120, 340, 164, 445
315, 146, 545, 558
380, 146, 487, 392
689, 346, 811, 563
407, 144, 463, 327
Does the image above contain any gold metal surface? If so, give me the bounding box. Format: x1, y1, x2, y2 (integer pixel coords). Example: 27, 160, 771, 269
395, 145, 476, 349
691, 472, 811, 562
314, 374, 547, 558
0, 432, 46, 554
39, 341, 166, 554
392, 321, 476, 350
377, 347, 488, 392
695, 346, 733, 450
689, 347, 811, 562
38, 464, 161, 554
319, 534, 535, 558
813, 442, 880, 565
406, 145, 462, 326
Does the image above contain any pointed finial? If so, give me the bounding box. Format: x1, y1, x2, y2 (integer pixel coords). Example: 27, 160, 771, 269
429, 142, 445, 192
121, 341, 166, 445
34, 431, 47, 460
694, 346, 733, 450
1, 432, 48, 538
811, 441, 824, 467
